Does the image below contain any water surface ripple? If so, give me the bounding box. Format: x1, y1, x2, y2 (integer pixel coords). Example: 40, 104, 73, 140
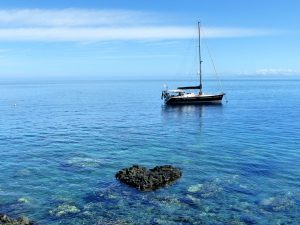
0, 78, 299, 224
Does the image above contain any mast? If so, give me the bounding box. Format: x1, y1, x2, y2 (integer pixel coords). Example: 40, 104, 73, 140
198, 21, 203, 94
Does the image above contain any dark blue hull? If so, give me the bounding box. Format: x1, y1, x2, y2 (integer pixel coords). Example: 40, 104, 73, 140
166, 93, 225, 105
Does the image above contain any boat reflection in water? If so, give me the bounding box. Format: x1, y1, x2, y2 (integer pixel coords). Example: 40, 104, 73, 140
161, 103, 224, 119
161, 104, 224, 135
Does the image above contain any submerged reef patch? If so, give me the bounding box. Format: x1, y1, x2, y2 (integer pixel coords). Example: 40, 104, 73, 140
61, 156, 105, 170
49, 203, 81, 217
259, 195, 294, 212
188, 181, 222, 198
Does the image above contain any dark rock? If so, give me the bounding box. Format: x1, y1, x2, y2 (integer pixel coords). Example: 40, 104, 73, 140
115, 165, 182, 191
0, 214, 35, 225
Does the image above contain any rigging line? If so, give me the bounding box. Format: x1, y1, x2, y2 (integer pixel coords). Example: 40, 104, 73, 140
189, 41, 199, 82
202, 29, 223, 91
175, 30, 198, 82
201, 27, 228, 102
186, 30, 199, 82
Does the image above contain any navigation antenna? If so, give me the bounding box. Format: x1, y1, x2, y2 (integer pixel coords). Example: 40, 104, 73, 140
198, 21, 203, 95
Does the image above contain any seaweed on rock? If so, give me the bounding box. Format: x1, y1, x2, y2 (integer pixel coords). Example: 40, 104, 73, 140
115, 165, 182, 191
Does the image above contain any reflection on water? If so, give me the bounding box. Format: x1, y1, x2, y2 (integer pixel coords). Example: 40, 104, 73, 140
161, 104, 224, 136
161, 103, 224, 120
162, 103, 223, 112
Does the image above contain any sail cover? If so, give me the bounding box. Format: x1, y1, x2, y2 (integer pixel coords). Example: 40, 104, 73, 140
177, 85, 201, 90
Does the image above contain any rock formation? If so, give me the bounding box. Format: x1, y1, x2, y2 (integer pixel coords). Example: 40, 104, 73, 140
116, 165, 182, 191
0, 214, 34, 225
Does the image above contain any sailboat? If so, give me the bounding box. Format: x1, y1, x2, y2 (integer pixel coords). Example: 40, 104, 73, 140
161, 22, 225, 105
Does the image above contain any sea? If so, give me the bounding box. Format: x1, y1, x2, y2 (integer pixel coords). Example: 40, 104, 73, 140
0, 76, 300, 224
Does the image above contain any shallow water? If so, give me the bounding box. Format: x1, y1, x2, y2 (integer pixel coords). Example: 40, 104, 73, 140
0, 77, 300, 224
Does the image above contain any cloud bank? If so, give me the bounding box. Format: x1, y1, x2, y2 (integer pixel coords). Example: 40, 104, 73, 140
0, 9, 156, 27
256, 68, 298, 75
0, 9, 275, 42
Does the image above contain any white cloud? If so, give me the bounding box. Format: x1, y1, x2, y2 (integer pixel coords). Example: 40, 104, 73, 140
256, 68, 298, 75
0, 26, 275, 42
0, 9, 277, 42
0, 9, 156, 27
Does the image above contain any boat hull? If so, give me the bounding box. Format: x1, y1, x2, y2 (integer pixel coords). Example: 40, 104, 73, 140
166, 93, 225, 105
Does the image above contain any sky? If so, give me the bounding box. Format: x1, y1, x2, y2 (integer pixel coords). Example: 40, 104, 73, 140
0, 0, 299, 79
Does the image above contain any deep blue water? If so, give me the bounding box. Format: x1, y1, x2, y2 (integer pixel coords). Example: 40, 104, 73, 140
0, 77, 300, 224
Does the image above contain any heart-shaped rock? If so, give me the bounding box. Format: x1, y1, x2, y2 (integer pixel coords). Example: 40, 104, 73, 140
116, 165, 182, 191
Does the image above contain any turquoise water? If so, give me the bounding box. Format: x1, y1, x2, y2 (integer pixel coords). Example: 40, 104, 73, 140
0, 78, 300, 224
